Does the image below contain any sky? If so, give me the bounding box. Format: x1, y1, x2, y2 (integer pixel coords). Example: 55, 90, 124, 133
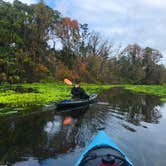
5, 0, 166, 64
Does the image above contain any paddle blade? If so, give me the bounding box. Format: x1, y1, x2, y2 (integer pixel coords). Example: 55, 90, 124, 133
63, 117, 72, 125
64, 78, 72, 85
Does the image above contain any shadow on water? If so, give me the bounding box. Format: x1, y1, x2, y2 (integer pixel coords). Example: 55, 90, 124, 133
0, 87, 166, 166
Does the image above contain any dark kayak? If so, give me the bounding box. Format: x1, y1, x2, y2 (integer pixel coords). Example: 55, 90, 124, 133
74, 131, 134, 166
56, 94, 97, 110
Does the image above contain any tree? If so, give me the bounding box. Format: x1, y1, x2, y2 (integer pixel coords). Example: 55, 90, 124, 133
142, 47, 163, 84
55, 17, 80, 68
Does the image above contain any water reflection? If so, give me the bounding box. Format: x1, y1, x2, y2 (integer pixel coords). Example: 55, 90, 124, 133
98, 88, 162, 125
0, 88, 165, 166
44, 116, 62, 134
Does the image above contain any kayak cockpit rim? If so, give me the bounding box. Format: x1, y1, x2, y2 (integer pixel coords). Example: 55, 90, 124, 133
79, 145, 132, 166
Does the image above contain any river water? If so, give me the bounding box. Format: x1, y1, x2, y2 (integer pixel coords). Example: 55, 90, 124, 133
0, 88, 166, 166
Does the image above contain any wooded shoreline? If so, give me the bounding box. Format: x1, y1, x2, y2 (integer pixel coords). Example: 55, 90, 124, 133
0, 0, 166, 85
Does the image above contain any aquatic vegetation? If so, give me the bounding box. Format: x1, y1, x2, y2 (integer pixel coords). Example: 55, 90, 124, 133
0, 83, 112, 115
1, 83, 165, 115
122, 85, 166, 101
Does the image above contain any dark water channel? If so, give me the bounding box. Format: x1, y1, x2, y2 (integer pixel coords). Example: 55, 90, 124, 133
0, 88, 166, 166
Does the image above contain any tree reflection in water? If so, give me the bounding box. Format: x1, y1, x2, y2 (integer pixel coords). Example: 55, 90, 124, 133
98, 88, 162, 125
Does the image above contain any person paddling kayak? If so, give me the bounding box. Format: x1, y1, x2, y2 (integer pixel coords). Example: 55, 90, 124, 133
71, 80, 89, 99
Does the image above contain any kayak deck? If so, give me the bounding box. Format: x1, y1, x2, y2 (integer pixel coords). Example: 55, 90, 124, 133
74, 131, 134, 166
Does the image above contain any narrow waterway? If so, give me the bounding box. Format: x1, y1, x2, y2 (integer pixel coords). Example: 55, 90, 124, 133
0, 88, 166, 166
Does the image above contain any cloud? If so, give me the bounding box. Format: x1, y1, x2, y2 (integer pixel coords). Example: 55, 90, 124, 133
4, 0, 37, 5
143, 0, 166, 9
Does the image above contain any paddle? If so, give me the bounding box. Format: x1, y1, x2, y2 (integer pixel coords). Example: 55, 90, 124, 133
63, 116, 72, 125
63, 78, 73, 98
64, 78, 73, 86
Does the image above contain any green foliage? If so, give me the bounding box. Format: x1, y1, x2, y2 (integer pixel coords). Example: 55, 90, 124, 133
0, 82, 112, 115
1, 82, 166, 116
122, 85, 166, 101
109, 44, 165, 84
0, 0, 59, 83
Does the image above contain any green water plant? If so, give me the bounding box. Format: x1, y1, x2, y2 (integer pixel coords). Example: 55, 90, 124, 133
0, 82, 112, 115
122, 85, 166, 101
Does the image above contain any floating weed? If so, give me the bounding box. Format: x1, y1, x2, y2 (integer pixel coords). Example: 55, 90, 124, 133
0, 82, 112, 115
123, 85, 166, 101
2, 83, 166, 115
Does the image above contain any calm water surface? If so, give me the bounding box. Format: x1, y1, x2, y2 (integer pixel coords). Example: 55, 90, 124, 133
0, 88, 166, 166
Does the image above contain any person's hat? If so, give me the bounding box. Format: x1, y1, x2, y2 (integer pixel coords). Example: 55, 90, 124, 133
75, 79, 81, 84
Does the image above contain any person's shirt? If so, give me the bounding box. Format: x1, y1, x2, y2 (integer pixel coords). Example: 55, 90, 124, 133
71, 86, 89, 99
